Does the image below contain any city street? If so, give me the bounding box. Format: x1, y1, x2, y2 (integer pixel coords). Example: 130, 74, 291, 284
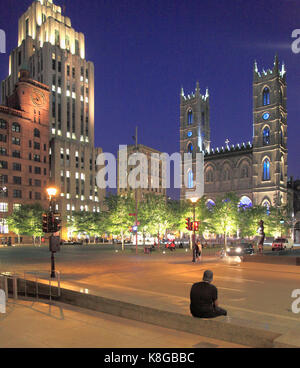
0, 244, 299, 339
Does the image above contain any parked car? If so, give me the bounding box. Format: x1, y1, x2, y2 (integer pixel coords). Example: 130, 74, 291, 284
61, 240, 83, 246
272, 238, 293, 251
226, 243, 254, 256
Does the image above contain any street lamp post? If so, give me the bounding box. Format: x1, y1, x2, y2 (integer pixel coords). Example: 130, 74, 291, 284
47, 187, 58, 278
280, 218, 285, 238
189, 197, 199, 263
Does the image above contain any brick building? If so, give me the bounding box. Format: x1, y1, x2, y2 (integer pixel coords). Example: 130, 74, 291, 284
0, 68, 50, 243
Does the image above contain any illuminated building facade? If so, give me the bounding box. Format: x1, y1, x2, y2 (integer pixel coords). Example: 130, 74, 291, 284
1, 0, 104, 239
118, 144, 167, 203
180, 57, 288, 208
0, 68, 50, 242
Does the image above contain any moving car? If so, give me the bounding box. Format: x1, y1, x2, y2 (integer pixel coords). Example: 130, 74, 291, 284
272, 238, 293, 251
226, 243, 254, 256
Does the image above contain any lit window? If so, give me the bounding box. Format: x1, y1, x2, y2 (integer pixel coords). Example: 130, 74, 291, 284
263, 127, 270, 145
12, 123, 21, 133
263, 87, 270, 106
0, 203, 8, 212
0, 218, 9, 234
187, 170, 193, 189
187, 110, 193, 125
263, 159, 270, 181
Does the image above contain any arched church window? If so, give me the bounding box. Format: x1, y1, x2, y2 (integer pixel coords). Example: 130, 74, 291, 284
187, 143, 193, 154
263, 87, 270, 106
187, 109, 193, 125
241, 165, 249, 178
223, 168, 231, 181
263, 159, 270, 181
262, 199, 271, 215
239, 196, 252, 208
188, 170, 194, 189
206, 169, 214, 183
263, 127, 270, 145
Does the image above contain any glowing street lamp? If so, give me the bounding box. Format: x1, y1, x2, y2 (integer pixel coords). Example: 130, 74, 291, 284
46, 187, 57, 199
46, 187, 58, 213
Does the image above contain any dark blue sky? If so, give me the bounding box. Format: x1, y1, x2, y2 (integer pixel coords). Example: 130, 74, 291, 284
0, 0, 299, 197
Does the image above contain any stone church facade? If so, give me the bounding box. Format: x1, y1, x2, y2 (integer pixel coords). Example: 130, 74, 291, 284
180, 56, 288, 208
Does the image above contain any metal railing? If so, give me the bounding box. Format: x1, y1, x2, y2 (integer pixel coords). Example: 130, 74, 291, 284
0, 271, 61, 303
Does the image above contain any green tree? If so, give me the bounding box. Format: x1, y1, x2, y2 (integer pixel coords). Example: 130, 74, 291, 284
7, 204, 44, 245
68, 211, 107, 242
138, 193, 169, 244
105, 194, 135, 250
210, 193, 240, 246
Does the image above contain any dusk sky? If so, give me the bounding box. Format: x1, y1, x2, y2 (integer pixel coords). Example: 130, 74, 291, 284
0, 0, 299, 198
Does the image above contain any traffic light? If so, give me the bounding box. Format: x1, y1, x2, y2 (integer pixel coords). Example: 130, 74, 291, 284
48, 212, 55, 233
42, 213, 49, 233
42, 212, 62, 233
194, 221, 199, 231
53, 214, 62, 233
185, 218, 193, 231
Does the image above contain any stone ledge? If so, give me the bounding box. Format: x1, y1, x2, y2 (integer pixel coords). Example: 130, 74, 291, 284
8, 278, 282, 348
243, 255, 300, 266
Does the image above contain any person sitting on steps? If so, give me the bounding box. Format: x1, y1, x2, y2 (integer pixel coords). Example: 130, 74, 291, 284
190, 270, 227, 319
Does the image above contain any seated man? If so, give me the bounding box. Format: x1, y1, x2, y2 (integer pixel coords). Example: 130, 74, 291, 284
190, 270, 227, 318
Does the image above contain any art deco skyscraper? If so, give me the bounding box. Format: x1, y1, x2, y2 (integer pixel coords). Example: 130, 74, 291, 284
1, 0, 104, 239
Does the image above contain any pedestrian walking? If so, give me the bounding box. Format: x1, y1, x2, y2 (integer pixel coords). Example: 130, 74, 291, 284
257, 220, 265, 254
196, 241, 202, 262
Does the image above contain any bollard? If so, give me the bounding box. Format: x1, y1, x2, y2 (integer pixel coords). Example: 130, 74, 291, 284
0, 289, 5, 314
56, 271, 61, 297
0, 275, 8, 301
12, 275, 18, 300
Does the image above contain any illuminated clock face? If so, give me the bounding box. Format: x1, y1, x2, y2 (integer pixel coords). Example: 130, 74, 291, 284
262, 113, 270, 120
31, 89, 45, 107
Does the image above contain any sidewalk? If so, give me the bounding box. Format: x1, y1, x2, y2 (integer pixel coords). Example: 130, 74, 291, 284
0, 299, 245, 348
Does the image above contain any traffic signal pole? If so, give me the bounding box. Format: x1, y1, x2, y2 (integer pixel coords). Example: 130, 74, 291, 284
192, 203, 196, 263
45, 188, 61, 279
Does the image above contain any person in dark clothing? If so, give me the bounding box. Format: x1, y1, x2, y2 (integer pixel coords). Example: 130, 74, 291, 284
190, 270, 227, 318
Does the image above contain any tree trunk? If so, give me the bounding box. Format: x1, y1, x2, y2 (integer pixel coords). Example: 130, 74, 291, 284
121, 229, 124, 251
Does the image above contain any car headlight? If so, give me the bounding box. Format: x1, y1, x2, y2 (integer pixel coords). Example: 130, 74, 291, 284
236, 247, 242, 253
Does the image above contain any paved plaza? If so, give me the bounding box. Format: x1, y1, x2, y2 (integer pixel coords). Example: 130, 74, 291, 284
0, 244, 300, 347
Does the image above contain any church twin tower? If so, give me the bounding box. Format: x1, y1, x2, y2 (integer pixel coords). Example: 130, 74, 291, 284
180, 56, 288, 208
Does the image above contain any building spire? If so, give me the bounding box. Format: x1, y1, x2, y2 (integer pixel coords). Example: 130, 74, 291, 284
254, 60, 258, 73
205, 87, 209, 99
